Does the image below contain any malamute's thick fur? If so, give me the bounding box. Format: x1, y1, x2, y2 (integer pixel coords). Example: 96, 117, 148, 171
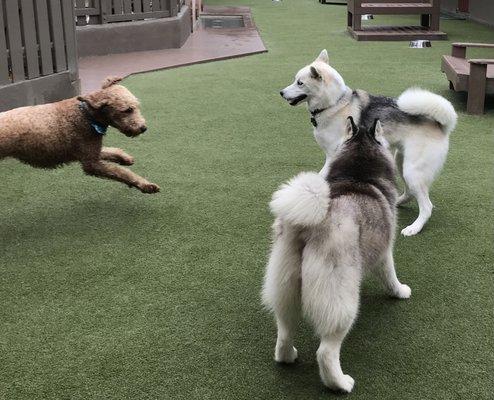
263, 118, 411, 393
280, 50, 458, 236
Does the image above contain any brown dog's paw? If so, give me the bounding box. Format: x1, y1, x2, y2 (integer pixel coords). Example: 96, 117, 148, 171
120, 156, 134, 166
139, 182, 160, 194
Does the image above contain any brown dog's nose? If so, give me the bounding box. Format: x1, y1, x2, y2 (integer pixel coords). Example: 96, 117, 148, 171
140, 125, 147, 133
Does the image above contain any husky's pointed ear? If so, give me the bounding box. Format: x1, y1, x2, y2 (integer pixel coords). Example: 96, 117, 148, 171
316, 49, 329, 64
310, 66, 322, 80
345, 116, 358, 140
373, 119, 385, 142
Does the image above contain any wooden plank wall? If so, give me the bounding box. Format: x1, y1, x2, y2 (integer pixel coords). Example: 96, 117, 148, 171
75, 0, 184, 25
0, 0, 78, 85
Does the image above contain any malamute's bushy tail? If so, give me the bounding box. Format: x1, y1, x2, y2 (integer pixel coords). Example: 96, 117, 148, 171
397, 88, 457, 134
270, 172, 329, 226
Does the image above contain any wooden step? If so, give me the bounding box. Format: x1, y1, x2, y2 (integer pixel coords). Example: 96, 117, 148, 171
359, 2, 434, 14
348, 25, 447, 41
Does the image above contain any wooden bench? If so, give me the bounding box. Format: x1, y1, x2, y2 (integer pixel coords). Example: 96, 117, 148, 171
347, 0, 447, 41
442, 42, 494, 114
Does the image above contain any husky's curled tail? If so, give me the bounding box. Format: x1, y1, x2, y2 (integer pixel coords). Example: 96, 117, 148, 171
269, 172, 329, 226
397, 88, 457, 135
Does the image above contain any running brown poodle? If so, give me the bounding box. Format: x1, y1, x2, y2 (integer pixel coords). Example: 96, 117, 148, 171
0, 77, 159, 193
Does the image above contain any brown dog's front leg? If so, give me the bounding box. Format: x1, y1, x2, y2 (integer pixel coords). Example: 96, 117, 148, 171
100, 147, 134, 166
82, 160, 160, 193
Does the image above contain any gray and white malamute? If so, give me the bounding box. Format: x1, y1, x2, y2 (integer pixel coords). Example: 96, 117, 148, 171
262, 117, 411, 393
280, 50, 457, 236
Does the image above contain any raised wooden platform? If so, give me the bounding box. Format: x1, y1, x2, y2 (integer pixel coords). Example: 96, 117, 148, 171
347, 0, 446, 41
349, 25, 447, 41
359, 2, 434, 13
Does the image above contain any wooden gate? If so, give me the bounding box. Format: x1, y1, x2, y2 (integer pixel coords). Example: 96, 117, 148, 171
0, 0, 79, 112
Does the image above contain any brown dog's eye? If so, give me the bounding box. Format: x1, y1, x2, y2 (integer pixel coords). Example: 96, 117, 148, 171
124, 107, 134, 114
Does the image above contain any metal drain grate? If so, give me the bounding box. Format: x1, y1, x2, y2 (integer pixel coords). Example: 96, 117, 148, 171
201, 15, 245, 29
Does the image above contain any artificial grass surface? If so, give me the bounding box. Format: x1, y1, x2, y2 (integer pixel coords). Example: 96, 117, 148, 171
1, 1, 493, 399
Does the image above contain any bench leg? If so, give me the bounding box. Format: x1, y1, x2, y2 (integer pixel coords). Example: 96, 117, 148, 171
420, 14, 430, 28
348, 12, 361, 30
467, 63, 487, 115
430, 13, 440, 30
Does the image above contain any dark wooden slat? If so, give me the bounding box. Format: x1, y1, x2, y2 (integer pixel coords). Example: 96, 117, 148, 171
35, 0, 54, 75
61, 0, 78, 80
0, 3, 11, 84
104, 10, 171, 21
123, 0, 132, 14
133, 0, 142, 13
170, 0, 178, 16
49, 0, 67, 72
5, 0, 25, 82
152, 0, 160, 11
20, 0, 40, 79
76, 0, 87, 25
113, 0, 124, 15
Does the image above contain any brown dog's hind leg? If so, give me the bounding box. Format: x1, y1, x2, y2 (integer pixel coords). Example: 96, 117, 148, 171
100, 147, 135, 166
82, 160, 160, 194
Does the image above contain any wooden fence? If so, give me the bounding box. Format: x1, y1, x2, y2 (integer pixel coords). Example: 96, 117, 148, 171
0, 0, 78, 86
75, 0, 184, 25
0, 0, 79, 111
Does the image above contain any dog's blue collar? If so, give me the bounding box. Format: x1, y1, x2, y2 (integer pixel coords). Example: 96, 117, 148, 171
78, 101, 108, 136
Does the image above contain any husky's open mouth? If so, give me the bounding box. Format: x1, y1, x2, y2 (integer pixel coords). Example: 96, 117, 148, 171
288, 94, 307, 106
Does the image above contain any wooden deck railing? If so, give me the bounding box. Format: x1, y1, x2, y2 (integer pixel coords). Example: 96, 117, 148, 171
0, 0, 79, 111
75, 0, 185, 26
0, 0, 78, 85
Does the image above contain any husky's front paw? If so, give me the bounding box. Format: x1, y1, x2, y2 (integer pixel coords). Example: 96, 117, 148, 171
275, 344, 298, 363
392, 284, 412, 299
401, 224, 422, 236
326, 374, 355, 393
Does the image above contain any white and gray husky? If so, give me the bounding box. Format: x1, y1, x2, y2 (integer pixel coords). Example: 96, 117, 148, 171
280, 50, 457, 236
262, 117, 411, 393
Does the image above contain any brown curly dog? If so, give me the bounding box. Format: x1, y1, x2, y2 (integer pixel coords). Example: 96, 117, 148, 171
0, 77, 159, 194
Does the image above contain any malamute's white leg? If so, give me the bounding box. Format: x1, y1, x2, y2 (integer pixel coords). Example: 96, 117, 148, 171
317, 332, 354, 393
262, 221, 302, 363
400, 136, 448, 236
401, 183, 433, 236
375, 248, 411, 299
302, 246, 360, 393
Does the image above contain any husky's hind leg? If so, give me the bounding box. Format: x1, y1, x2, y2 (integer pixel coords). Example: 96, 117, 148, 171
400, 136, 448, 236
375, 248, 411, 299
395, 150, 411, 206
302, 244, 360, 393
262, 220, 303, 363
400, 172, 433, 236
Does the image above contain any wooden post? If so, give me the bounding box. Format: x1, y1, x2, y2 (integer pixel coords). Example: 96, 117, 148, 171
101, 0, 110, 23
452, 44, 467, 58
467, 62, 486, 115
171, 0, 179, 17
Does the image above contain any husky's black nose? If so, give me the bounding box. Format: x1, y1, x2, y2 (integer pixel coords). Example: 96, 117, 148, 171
279, 90, 284, 97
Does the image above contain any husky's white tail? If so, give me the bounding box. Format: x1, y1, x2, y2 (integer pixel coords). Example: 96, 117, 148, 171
270, 172, 329, 226
397, 88, 457, 135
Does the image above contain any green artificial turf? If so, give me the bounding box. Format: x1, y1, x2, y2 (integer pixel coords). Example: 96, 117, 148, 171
1, 1, 493, 399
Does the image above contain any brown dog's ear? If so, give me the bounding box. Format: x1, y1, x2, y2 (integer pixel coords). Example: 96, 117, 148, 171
77, 93, 107, 110
101, 76, 123, 89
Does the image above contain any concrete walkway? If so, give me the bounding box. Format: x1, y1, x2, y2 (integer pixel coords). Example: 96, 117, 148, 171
78, 6, 267, 93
